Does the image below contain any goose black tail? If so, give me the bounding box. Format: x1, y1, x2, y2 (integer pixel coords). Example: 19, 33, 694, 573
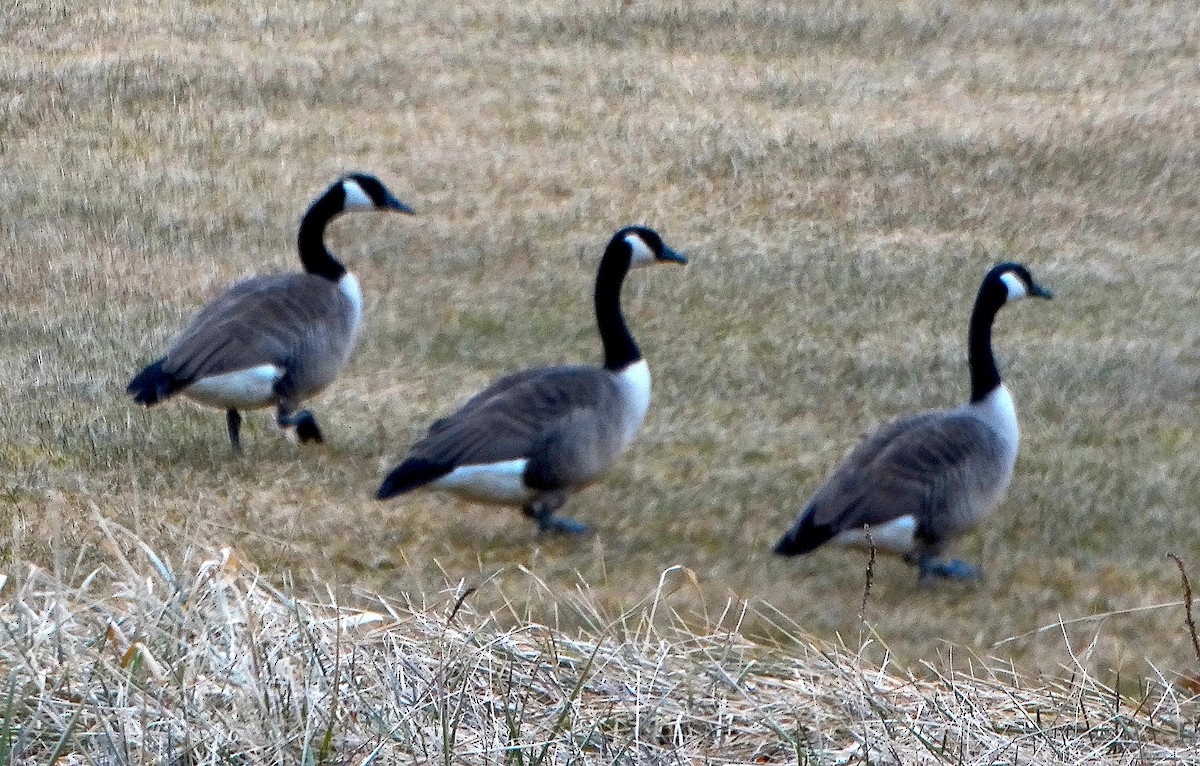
376, 458, 452, 500
127, 358, 182, 406
773, 505, 835, 557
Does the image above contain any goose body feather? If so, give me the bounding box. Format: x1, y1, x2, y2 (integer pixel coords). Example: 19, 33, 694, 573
162, 272, 361, 409
398, 363, 644, 500
793, 385, 1019, 557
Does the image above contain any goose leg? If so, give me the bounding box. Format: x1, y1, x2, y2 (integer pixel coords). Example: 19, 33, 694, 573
276, 404, 324, 444
226, 409, 243, 452
522, 492, 588, 535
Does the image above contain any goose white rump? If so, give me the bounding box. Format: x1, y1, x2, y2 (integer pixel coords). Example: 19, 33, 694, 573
432, 459, 535, 505
184, 364, 284, 409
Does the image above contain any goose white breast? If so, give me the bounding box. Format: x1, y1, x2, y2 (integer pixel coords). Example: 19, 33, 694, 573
614, 358, 652, 449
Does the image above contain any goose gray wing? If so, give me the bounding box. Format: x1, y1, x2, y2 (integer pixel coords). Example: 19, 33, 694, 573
426, 367, 553, 434
160, 274, 352, 386
779, 411, 1007, 554
410, 366, 620, 468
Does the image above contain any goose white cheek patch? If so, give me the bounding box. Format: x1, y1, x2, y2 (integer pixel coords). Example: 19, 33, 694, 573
999, 271, 1028, 300
341, 179, 375, 210
625, 233, 656, 266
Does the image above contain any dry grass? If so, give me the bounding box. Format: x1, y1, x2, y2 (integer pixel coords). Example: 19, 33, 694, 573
3, 0, 1200, 719
1, 528, 1195, 764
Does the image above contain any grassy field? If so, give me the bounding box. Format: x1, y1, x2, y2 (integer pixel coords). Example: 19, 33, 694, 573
3, 0, 1200, 696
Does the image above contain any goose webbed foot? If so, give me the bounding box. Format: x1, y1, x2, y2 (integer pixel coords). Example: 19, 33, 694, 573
277, 407, 324, 444
917, 557, 981, 583
523, 493, 588, 535
537, 515, 590, 535
226, 409, 243, 452
293, 411, 324, 443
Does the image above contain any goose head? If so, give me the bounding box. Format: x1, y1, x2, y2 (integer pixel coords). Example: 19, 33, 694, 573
337, 173, 416, 215
986, 262, 1053, 305
615, 225, 688, 269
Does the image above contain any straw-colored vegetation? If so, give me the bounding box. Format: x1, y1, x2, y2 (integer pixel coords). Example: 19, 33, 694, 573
2, 531, 1196, 764
3, 0, 1200, 759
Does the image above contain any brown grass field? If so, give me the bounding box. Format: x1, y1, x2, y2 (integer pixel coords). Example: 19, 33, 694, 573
3, 0, 1200, 758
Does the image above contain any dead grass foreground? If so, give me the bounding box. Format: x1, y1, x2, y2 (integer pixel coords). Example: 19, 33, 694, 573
2, 524, 1196, 765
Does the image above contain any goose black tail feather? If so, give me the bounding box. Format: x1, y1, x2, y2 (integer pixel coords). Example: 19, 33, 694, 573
127, 358, 183, 406
376, 458, 453, 500
773, 506, 835, 556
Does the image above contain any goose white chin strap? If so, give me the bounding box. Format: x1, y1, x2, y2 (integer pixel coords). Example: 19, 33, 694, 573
341, 179, 374, 210
999, 271, 1027, 300
625, 233, 656, 266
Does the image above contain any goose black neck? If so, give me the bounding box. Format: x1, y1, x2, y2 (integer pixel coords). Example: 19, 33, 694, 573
297, 192, 347, 282
595, 244, 641, 371
967, 284, 1005, 402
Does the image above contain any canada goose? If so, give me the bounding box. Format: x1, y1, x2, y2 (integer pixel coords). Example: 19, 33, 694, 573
127, 173, 415, 450
376, 225, 687, 534
774, 262, 1053, 581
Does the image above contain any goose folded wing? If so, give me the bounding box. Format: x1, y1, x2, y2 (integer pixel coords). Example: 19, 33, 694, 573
426, 367, 555, 433
161, 274, 344, 385
805, 411, 1002, 533
411, 366, 618, 468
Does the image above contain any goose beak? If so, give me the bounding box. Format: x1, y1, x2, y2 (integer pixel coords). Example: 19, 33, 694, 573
658, 246, 688, 265
385, 193, 416, 215
1031, 282, 1053, 299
